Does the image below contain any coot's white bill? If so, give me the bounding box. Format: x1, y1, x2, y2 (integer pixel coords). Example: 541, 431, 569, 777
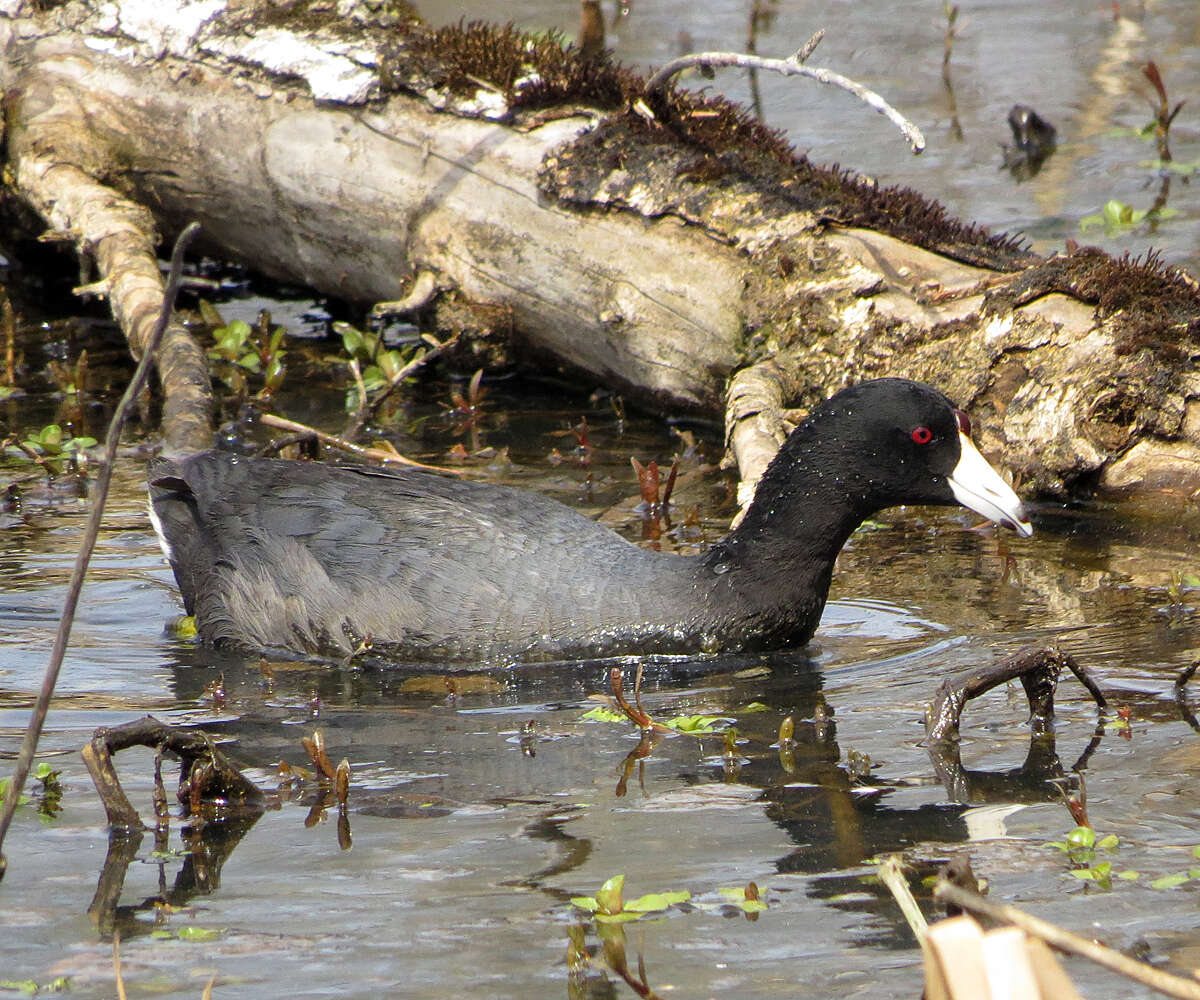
948, 432, 1033, 537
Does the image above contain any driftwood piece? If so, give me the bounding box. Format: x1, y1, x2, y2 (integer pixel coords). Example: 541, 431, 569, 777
924, 646, 1107, 742
82, 715, 264, 831
935, 881, 1200, 1000
3, 4, 1200, 495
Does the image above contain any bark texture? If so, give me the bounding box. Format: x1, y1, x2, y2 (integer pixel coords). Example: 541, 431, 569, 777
3, 1, 1200, 496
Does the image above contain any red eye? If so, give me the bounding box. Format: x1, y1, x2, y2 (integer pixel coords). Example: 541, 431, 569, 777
911, 426, 933, 445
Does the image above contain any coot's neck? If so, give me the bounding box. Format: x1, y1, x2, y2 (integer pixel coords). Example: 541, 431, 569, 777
697, 430, 880, 643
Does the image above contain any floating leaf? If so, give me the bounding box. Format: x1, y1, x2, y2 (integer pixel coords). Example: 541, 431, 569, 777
1150, 873, 1190, 890
580, 706, 626, 723
1117, 870, 1141, 880
664, 714, 727, 734
624, 890, 690, 912
173, 926, 224, 941
1096, 834, 1119, 851
739, 702, 770, 713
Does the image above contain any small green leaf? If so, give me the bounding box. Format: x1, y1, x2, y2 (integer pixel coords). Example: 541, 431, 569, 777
174, 925, 224, 941
0, 980, 39, 995
570, 896, 600, 913
1066, 826, 1096, 849
580, 706, 626, 723
1191, 844, 1200, 861
1043, 840, 1069, 852
739, 702, 770, 713
1096, 834, 1119, 851
594, 911, 645, 924
1151, 873, 1190, 890
1092, 862, 1111, 878
625, 890, 690, 912
595, 874, 625, 915
1117, 870, 1141, 880
1067, 868, 1096, 880
664, 714, 727, 734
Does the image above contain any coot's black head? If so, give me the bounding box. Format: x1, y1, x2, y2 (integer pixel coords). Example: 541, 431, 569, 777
760, 378, 1032, 535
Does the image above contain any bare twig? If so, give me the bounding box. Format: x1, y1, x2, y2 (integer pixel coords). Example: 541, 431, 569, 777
0, 287, 15, 385
645, 46, 925, 153
113, 930, 128, 1000
935, 881, 1200, 1000
258, 412, 461, 475
877, 855, 928, 941
0, 223, 202, 876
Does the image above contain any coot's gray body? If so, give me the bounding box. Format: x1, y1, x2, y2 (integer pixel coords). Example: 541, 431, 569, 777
149, 379, 1031, 663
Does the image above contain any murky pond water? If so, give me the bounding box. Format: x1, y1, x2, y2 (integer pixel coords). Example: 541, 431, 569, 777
3, 308, 1200, 997
4, 2, 1200, 997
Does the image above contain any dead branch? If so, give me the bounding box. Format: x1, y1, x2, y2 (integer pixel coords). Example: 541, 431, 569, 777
258, 413, 462, 474
82, 714, 264, 831
924, 646, 1107, 742
645, 45, 926, 153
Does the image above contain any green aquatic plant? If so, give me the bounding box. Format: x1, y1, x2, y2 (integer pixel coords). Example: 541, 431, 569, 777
0, 976, 71, 994
4, 424, 97, 474
1079, 198, 1176, 236
570, 874, 690, 923
205, 308, 288, 397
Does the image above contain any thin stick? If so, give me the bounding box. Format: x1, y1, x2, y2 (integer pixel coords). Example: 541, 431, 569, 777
259, 412, 461, 475
645, 48, 925, 153
878, 855, 928, 941
1, 286, 15, 385
935, 882, 1200, 1000
0, 223, 202, 876
113, 929, 128, 1000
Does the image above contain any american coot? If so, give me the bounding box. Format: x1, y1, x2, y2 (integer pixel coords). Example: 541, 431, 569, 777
148, 378, 1031, 663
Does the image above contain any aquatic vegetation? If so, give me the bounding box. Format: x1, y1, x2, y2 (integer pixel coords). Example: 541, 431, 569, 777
1079, 199, 1176, 236
0, 763, 63, 820
0, 976, 71, 994
570, 874, 690, 923
205, 309, 288, 397
4, 424, 97, 475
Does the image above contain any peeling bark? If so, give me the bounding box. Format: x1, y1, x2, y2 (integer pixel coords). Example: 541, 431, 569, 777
3, 2, 1200, 496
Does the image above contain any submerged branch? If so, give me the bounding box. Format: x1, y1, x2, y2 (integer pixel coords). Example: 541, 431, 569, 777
924, 646, 1107, 742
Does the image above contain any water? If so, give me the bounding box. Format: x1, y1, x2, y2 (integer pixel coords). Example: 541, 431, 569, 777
4, 2, 1200, 996
3, 352, 1200, 997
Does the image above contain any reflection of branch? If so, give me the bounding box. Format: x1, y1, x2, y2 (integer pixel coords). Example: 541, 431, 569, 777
645, 47, 925, 153
1176, 659, 1200, 733
935, 881, 1200, 1000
